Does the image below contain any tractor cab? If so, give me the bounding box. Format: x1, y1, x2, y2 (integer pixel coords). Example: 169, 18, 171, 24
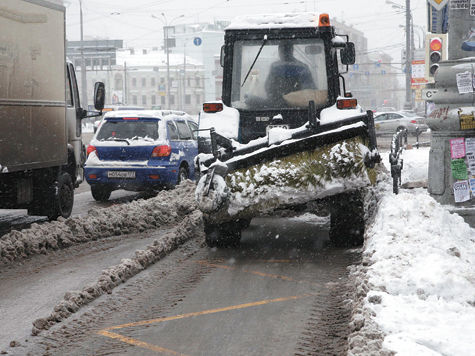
199, 13, 356, 148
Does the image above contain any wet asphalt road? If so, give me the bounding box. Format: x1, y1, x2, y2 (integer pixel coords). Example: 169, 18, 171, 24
18, 217, 360, 356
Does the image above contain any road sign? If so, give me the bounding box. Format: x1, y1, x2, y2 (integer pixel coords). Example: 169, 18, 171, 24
411, 60, 428, 85
193, 37, 202, 46
421, 88, 438, 100
429, 0, 449, 10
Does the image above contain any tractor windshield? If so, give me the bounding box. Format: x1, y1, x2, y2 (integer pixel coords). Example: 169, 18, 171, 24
231, 38, 328, 110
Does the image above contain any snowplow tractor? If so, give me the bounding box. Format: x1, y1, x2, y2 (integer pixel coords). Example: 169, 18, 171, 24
195, 13, 382, 247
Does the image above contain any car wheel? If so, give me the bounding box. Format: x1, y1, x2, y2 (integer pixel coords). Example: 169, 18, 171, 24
91, 185, 111, 202
177, 166, 188, 185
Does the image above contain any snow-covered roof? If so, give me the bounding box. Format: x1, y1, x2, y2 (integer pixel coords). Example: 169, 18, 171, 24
103, 110, 189, 119
116, 49, 203, 67
226, 12, 322, 30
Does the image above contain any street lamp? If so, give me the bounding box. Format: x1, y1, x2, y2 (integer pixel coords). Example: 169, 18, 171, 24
386, 0, 412, 110
151, 13, 184, 109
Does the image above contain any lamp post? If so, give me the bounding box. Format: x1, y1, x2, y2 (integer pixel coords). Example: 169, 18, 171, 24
386, 0, 413, 110
152, 13, 184, 109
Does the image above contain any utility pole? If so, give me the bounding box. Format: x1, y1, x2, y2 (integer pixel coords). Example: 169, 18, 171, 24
123, 61, 128, 105
404, 0, 412, 110
164, 25, 171, 109
79, 0, 87, 108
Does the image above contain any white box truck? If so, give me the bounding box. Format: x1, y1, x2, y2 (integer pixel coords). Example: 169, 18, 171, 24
0, 0, 104, 219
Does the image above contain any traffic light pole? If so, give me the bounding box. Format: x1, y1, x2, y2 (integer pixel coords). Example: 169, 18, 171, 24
404, 0, 412, 110
424, 2, 475, 220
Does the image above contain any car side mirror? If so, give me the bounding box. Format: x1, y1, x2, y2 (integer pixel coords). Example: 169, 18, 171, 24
94, 82, 105, 111
220, 45, 225, 67
341, 42, 355, 65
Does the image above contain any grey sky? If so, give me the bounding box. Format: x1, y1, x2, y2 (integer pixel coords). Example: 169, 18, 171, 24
64, 0, 428, 62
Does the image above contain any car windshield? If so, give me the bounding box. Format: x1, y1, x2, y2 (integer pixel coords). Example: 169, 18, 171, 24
96, 119, 159, 141
231, 38, 328, 110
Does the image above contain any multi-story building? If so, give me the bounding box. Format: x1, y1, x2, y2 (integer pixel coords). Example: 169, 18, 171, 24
68, 40, 205, 114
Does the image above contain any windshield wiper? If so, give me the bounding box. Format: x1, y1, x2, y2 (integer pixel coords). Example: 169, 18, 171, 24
241, 35, 268, 88
105, 137, 130, 145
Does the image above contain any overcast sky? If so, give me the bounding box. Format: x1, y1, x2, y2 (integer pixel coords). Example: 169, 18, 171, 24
64, 0, 428, 62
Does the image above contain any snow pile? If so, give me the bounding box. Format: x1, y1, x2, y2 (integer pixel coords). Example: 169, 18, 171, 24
349, 188, 475, 356
31, 210, 204, 335
0, 181, 198, 265
382, 147, 429, 185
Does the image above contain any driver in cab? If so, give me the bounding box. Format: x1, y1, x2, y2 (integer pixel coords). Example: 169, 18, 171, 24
265, 41, 316, 107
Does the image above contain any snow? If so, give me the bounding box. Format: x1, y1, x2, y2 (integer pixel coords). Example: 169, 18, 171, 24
267, 126, 292, 146
226, 12, 320, 30
198, 102, 240, 140
0, 181, 198, 265
85, 151, 150, 167
349, 148, 475, 356
288, 212, 329, 226
320, 100, 365, 125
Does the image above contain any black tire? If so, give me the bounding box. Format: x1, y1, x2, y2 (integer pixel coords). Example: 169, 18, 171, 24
28, 172, 74, 220
177, 166, 188, 185
205, 221, 242, 248
329, 191, 365, 247
91, 184, 111, 202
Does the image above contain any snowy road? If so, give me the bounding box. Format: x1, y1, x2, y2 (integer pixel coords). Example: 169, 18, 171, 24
0, 228, 172, 352
9, 216, 359, 356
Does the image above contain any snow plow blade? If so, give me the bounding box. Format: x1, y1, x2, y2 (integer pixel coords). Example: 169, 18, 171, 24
196, 110, 382, 226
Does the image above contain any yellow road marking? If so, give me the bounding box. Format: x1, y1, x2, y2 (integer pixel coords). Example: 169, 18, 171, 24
102, 294, 312, 331
97, 330, 188, 356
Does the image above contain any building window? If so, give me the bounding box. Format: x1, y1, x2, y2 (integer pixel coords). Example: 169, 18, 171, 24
196, 95, 201, 104
187, 78, 191, 87
132, 78, 137, 87
160, 77, 165, 84
142, 95, 147, 105
161, 96, 165, 105
170, 95, 175, 105
151, 95, 156, 105
141, 78, 146, 87
114, 74, 123, 90
185, 95, 191, 105
151, 77, 156, 87
132, 95, 137, 105
195, 77, 200, 87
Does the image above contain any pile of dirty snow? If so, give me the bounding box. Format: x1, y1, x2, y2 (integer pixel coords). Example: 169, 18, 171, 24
31, 210, 203, 335
349, 187, 475, 355
0, 181, 198, 265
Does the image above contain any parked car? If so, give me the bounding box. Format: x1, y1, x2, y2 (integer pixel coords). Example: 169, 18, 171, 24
85, 110, 198, 201
373, 111, 428, 135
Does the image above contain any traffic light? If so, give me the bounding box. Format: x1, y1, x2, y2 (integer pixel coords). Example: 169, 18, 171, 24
425, 33, 447, 83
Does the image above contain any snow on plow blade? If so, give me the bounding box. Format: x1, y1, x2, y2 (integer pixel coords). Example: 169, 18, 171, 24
196, 111, 382, 225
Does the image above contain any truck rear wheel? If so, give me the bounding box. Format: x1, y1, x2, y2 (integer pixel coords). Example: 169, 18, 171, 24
28, 172, 74, 220
205, 221, 242, 248
329, 191, 365, 247
91, 184, 111, 202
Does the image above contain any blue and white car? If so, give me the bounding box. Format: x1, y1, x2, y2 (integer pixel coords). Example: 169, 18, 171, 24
84, 110, 198, 201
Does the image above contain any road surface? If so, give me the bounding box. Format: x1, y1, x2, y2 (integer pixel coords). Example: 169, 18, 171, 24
8, 216, 360, 356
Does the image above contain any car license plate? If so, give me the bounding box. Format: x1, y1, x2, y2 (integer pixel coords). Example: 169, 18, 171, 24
107, 171, 135, 179
266, 124, 289, 134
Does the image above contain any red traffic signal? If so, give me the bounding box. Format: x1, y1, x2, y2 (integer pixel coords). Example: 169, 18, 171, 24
430, 38, 442, 51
